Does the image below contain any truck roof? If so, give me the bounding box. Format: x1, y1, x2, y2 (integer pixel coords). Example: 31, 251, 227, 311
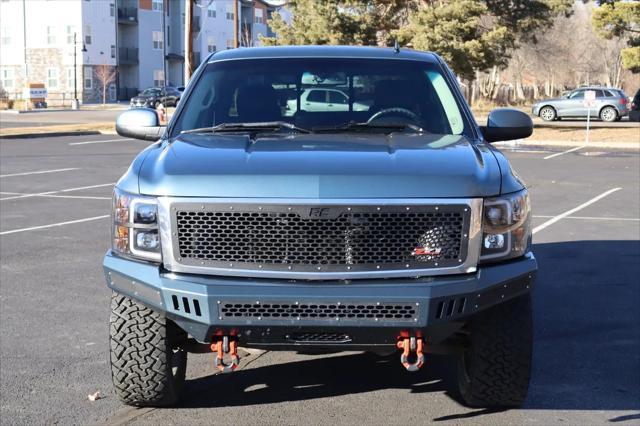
207, 45, 440, 63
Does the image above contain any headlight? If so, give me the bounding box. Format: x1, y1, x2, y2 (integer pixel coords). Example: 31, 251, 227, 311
479, 189, 531, 263
112, 188, 161, 262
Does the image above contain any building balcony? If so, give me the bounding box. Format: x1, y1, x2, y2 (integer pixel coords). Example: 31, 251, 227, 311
118, 7, 138, 24
118, 47, 139, 65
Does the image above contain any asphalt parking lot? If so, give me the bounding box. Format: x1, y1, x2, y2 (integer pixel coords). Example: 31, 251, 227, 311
0, 134, 638, 425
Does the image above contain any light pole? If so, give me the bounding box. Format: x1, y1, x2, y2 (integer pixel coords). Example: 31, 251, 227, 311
72, 32, 88, 110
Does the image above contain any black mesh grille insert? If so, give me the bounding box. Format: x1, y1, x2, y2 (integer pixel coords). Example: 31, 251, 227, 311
172, 204, 469, 273
219, 302, 418, 323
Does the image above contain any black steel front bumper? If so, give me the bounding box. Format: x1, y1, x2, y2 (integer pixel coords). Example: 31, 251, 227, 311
104, 251, 536, 349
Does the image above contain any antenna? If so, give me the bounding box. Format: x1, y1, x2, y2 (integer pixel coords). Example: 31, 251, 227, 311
393, 39, 400, 54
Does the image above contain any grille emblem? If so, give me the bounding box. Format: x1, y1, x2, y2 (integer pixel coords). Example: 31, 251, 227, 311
411, 246, 442, 256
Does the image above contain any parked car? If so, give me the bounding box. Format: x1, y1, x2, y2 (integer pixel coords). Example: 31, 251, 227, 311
130, 87, 181, 108
531, 87, 629, 122
285, 88, 370, 115
110, 46, 535, 408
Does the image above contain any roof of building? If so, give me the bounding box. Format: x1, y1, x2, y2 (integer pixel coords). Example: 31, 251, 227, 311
207, 45, 439, 63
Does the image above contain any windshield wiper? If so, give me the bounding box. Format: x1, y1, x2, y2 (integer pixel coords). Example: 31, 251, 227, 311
182, 121, 311, 135
313, 122, 424, 133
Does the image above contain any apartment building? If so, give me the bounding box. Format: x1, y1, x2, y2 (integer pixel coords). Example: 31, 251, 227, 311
0, 0, 284, 104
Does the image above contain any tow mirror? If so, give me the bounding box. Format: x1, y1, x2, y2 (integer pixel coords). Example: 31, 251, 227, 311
115, 108, 165, 141
480, 108, 533, 143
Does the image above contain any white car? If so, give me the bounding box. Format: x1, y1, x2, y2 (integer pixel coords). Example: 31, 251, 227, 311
286, 88, 370, 115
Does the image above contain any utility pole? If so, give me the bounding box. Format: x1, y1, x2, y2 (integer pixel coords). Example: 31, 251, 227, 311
184, 0, 193, 83
162, 0, 167, 105
233, 0, 238, 48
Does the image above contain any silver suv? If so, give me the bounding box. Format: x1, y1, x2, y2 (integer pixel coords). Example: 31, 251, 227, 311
532, 87, 629, 122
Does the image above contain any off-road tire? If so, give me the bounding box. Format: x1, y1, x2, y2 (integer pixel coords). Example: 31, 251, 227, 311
110, 292, 187, 407
456, 293, 533, 407
599, 106, 618, 122
539, 106, 556, 121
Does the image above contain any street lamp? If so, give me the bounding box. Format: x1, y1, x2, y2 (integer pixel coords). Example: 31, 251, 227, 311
72, 32, 88, 110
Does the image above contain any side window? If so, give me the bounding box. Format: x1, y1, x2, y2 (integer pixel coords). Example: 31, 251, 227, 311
328, 90, 348, 104
602, 90, 614, 98
306, 90, 326, 103
595, 89, 605, 98
569, 90, 584, 99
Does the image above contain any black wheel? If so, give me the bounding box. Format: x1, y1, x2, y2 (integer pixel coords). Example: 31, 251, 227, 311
456, 293, 533, 407
599, 106, 618, 122
154, 100, 161, 109
110, 292, 187, 407
539, 106, 556, 121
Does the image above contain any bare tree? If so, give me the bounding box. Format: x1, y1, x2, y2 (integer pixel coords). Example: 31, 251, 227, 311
94, 65, 117, 105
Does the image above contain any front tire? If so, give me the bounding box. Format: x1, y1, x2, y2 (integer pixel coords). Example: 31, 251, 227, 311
539, 106, 556, 121
110, 292, 187, 407
456, 293, 533, 407
600, 106, 618, 122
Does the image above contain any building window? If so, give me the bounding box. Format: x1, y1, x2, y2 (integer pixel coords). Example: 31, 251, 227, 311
255, 8, 263, 24
84, 66, 92, 89
207, 1, 216, 18
226, 3, 233, 20
207, 37, 216, 53
111, 45, 116, 58
1, 27, 10, 45
47, 26, 56, 45
153, 70, 164, 87
152, 0, 162, 12
110, 3, 115, 17
84, 25, 92, 45
167, 25, 170, 47
226, 39, 234, 49
47, 68, 59, 88
1, 68, 14, 88
66, 26, 75, 44
152, 31, 164, 50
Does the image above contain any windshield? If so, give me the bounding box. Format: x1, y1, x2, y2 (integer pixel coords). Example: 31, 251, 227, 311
171, 58, 470, 137
142, 88, 160, 96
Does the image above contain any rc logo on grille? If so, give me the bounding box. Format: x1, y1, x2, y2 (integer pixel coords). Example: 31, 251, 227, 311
411, 246, 442, 256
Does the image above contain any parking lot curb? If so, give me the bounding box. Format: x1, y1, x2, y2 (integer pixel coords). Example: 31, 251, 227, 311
0, 130, 103, 139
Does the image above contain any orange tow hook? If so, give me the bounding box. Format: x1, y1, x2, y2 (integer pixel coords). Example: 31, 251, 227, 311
211, 336, 240, 374
397, 337, 425, 372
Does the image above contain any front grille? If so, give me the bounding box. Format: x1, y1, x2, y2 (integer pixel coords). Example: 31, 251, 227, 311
171, 203, 470, 274
219, 301, 419, 323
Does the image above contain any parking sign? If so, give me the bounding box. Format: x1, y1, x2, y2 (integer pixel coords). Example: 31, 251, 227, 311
583, 90, 596, 107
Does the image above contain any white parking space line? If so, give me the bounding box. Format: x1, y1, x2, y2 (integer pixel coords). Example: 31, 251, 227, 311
543, 145, 586, 160
0, 215, 110, 236
532, 187, 623, 234
0, 191, 110, 201
0, 183, 114, 201
0, 168, 79, 178
534, 215, 639, 221
68, 138, 134, 146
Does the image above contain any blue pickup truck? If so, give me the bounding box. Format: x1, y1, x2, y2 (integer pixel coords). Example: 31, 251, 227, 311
107, 46, 536, 408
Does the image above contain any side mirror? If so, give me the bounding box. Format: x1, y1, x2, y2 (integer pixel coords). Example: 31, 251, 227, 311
116, 108, 165, 141
480, 108, 533, 143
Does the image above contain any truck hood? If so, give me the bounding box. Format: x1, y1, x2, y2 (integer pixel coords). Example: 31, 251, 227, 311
138, 133, 502, 198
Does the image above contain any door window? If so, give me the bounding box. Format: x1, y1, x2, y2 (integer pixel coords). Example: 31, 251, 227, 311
569, 90, 584, 99
306, 90, 326, 103
328, 90, 348, 104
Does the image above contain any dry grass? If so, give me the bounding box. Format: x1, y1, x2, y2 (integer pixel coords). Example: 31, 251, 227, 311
529, 126, 639, 143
